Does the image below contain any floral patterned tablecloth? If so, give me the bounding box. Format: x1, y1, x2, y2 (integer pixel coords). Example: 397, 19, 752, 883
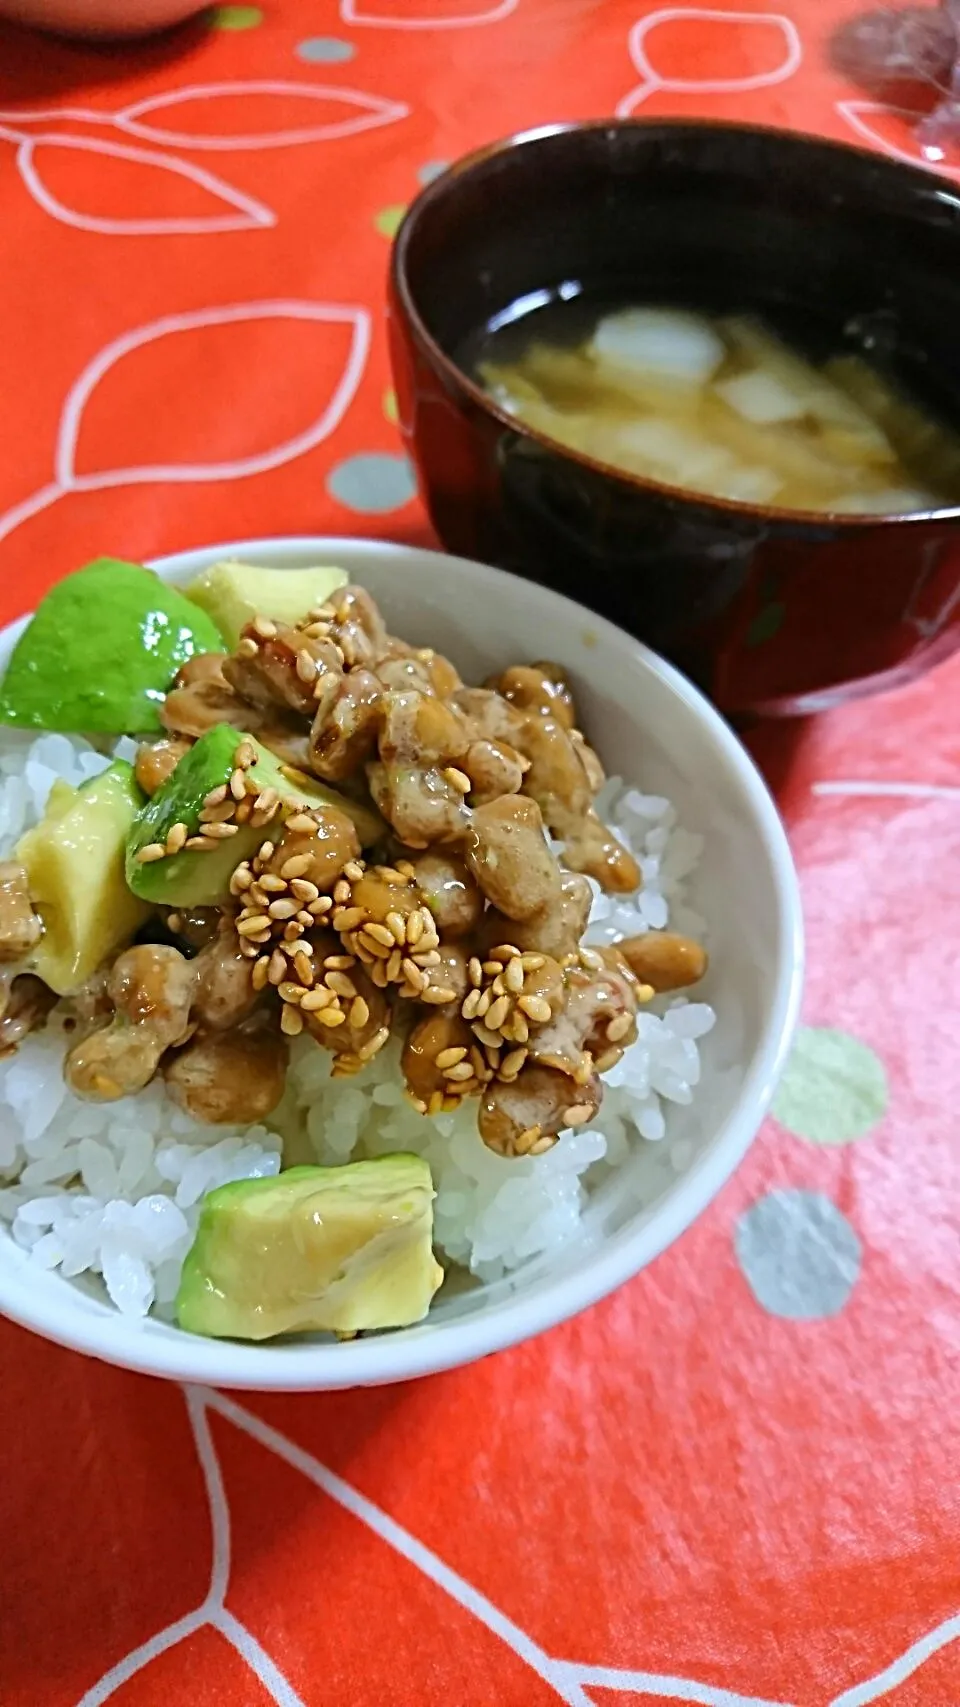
2, 4, 960, 1704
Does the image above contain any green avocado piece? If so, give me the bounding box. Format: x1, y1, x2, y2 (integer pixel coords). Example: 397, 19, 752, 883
0, 558, 225, 735
176, 1155, 443, 1340
125, 725, 382, 908
185, 560, 348, 648
16, 760, 153, 996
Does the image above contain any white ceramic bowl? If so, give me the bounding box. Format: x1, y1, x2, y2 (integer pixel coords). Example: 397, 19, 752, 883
0, 537, 802, 1389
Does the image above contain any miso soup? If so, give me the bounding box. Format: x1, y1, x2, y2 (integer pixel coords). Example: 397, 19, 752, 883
471, 297, 960, 516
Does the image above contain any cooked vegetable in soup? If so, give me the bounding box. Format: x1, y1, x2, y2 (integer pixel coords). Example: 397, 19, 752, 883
474, 301, 960, 515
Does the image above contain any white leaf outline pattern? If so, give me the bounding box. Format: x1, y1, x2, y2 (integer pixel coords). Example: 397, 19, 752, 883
71, 1384, 960, 1707
617, 7, 802, 117
0, 300, 371, 549
114, 80, 410, 152
340, 0, 519, 27
0, 124, 274, 237
836, 98, 960, 173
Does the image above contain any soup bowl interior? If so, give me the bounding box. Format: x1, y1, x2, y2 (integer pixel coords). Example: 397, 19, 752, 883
389, 121, 960, 713
0, 538, 802, 1389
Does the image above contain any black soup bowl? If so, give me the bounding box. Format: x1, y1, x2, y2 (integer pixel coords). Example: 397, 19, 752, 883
388, 120, 960, 717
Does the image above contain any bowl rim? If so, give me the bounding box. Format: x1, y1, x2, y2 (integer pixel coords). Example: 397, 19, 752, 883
390, 115, 960, 529
0, 535, 804, 1390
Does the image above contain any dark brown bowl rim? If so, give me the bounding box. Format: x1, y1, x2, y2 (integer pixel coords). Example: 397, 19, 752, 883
390, 117, 960, 530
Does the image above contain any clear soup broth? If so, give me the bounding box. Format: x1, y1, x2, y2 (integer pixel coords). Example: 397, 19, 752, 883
469, 293, 960, 516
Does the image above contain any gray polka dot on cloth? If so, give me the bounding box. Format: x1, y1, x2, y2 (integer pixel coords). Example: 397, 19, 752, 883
296, 36, 356, 62
327, 452, 416, 514
735, 1189, 862, 1320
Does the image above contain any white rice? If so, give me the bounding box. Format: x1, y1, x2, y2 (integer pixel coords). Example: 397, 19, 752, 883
0, 734, 716, 1319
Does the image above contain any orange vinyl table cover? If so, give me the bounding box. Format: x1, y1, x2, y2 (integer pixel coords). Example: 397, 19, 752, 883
1, 4, 959, 1705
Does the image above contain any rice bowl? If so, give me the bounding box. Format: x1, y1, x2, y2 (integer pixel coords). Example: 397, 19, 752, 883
0, 538, 802, 1388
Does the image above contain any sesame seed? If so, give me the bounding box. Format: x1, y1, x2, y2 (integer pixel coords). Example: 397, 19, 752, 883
474, 989, 492, 1016
482, 960, 504, 977
606, 1012, 633, 1043
574, 1054, 594, 1086
255, 788, 280, 818
461, 989, 482, 1020
286, 813, 316, 835
310, 895, 333, 916
294, 951, 314, 986
515, 1124, 542, 1155
485, 994, 510, 1032
267, 950, 286, 985
300, 988, 332, 1011
315, 1007, 347, 1028
253, 616, 277, 639
135, 842, 167, 864
165, 823, 188, 855
333, 906, 366, 934
343, 860, 365, 883
289, 879, 318, 903
529, 1134, 555, 1155
467, 957, 483, 988
358, 1026, 390, 1061
295, 649, 318, 683
258, 873, 288, 893
333, 880, 352, 905
237, 914, 271, 936
203, 784, 228, 808
258, 842, 276, 864
236, 636, 259, 659
403, 957, 428, 989
505, 958, 525, 993
349, 996, 370, 1030
385, 910, 407, 945
564, 1103, 594, 1127
406, 909, 425, 946
323, 953, 355, 971
444, 1061, 475, 1082
499, 1047, 527, 1081
369, 960, 390, 987
280, 853, 312, 880
512, 1014, 530, 1044
579, 947, 604, 972
637, 983, 656, 1004
427, 1090, 444, 1118
443, 766, 471, 795
185, 836, 213, 851
200, 799, 237, 824
267, 898, 298, 921
279, 982, 304, 1004
252, 957, 270, 991
363, 921, 396, 949
280, 1005, 303, 1036
472, 1022, 502, 1050
234, 739, 257, 769
422, 985, 457, 1006
594, 1047, 621, 1073
519, 953, 545, 971
413, 949, 441, 969
201, 821, 239, 840
519, 994, 552, 1024
326, 971, 358, 999
436, 1047, 467, 1070
230, 864, 253, 892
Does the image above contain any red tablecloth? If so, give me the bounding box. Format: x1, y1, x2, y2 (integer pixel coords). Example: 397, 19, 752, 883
2, 5, 960, 1705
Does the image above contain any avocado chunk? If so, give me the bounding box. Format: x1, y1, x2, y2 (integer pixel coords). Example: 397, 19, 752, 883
16, 760, 153, 995
0, 558, 224, 736
126, 725, 382, 908
185, 561, 348, 648
176, 1155, 443, 1340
